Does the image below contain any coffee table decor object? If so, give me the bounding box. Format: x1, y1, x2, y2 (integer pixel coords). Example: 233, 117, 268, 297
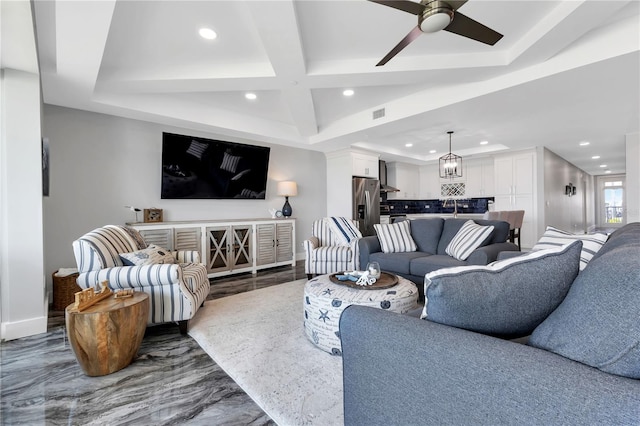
330, 271, 398, 290
304, 273, 418, 355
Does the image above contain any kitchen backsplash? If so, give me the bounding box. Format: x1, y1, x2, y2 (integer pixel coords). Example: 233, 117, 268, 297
381, 197, 494, 215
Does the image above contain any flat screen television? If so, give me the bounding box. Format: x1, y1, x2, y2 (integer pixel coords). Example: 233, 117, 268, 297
161, 132, 270, 199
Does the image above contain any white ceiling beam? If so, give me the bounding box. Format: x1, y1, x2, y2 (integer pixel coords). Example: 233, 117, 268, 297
39, 0, 116, 108
248, 0, 318, 137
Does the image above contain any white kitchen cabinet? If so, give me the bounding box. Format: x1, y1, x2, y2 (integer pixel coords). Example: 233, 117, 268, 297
386, 162, 419, 199
464, 157, 495, 197
130, 219, 296, 278
418, 164, 441, 199
493, 151, 537, 248
352, 152, 380, 178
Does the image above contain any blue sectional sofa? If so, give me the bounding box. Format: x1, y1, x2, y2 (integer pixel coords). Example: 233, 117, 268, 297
358, 217, 519, 299
340, 223, 640, 425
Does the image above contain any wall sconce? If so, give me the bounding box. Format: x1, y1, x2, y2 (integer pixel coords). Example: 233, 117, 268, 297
565, 183, 577, 197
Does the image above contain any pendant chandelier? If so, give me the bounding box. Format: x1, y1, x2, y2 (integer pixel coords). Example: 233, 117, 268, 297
439, 131, 463, 179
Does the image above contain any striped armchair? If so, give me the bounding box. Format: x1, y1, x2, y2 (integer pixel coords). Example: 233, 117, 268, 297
71, 225, 210, 333
303, 218, 360, 279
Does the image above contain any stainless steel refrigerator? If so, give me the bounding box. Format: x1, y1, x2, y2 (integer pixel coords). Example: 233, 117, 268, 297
352, 177, 380, 236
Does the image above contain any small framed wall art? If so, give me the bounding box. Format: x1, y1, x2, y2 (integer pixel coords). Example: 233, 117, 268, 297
143, 208, 163, 223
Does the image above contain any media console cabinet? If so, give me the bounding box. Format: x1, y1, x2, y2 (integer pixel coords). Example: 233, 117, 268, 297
128, 218, 295, 279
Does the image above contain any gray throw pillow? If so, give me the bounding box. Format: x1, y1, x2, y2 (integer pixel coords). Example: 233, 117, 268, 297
422, 240, 582, 338
529, 245, 640, 379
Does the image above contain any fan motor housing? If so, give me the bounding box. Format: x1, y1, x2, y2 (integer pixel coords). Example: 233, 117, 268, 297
419, 1, 454, 33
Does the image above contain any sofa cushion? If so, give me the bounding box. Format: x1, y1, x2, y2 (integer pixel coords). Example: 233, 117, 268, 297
369, 251, 425, 275
325, 217, 362, 245
120, 244, 176, 266
409, 255, 467, 277
421, 240, 582, 337
374, 221, 417, 253
529, 244, 640, 379
445, 220, 494, 261
532, 226, 607, 270
407, 218, 444, 254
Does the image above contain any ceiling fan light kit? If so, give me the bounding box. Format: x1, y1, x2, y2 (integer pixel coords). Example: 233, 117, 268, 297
419, 4, 454, 33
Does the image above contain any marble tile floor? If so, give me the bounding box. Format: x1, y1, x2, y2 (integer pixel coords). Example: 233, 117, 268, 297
1, 261, 307, 426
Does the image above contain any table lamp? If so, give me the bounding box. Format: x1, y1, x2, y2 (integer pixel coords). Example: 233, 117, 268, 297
277, 181, 297, 217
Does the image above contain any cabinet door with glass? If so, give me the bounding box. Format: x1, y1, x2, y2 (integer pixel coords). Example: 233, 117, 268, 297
206, 225, 252, 273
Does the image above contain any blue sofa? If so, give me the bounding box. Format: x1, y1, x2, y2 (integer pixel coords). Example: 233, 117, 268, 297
358, 218, 519, 299
340, 223, 640, 424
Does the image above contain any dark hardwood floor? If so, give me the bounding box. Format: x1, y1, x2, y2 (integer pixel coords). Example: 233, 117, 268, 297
1, 261, 306, 426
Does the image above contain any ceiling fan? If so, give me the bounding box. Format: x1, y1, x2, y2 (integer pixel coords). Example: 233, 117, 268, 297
369, 0, 503, 66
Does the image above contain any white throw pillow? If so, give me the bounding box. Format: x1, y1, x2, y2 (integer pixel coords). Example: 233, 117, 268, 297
325, 217, 362, 245
374, 221, 417, 253
532, 226, 608, 271
120, 244, 176, 266
445, 220, 495, 261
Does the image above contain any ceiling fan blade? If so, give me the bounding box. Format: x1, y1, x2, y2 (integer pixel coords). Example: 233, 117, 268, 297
376, 25, 423, 66
368, 0, 425, 16
445, 11, 503, 45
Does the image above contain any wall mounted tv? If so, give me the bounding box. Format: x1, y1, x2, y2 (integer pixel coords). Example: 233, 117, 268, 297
161, 132, 270, 199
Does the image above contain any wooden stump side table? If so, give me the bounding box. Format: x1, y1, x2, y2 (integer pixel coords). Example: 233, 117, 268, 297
65, 292, 149, 376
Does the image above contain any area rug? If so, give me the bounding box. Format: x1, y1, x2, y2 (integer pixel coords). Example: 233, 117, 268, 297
188, 280, 343, 426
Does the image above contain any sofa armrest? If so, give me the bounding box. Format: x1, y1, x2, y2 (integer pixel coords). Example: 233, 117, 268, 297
340, 305, 640, 425
77, 264, 181, 290
466, 242, 519, 265
303, 236, 320, 254
357, 236, 381, 270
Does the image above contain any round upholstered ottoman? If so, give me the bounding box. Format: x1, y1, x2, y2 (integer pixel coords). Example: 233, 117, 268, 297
303, 274, 418, 355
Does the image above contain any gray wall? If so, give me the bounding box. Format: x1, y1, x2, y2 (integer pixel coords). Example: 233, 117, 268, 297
42, 105, 327, 296
542, 148, 594, 233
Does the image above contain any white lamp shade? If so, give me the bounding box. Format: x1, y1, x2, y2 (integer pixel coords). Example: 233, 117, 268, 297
277, 181, 298, 197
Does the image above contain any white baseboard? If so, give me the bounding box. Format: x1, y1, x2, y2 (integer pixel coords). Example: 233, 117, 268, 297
1, 316, 48, 341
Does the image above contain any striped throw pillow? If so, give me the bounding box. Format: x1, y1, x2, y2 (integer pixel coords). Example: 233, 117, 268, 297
220, 152, 241, 173
325, 217, 362, 245
374, 221, 417, 253
186, 140, 208, 159
445, 220, 495, 261
532, 226, 608, 271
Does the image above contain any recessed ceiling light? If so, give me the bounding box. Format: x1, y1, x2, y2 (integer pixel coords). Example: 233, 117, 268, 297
343, 89, 354, 97
579, 141, 590, 146
245, 93, 257, 100
592, 155, 601, 159
429, 149, 436, 154
480, 141, 488, 145
405, 143, 413, 147
605, 170, 612, 174
199, 28, 217, 40
599, 164, 607, 168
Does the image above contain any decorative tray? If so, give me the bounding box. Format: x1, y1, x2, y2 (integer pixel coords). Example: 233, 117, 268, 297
329, 271, 398, 290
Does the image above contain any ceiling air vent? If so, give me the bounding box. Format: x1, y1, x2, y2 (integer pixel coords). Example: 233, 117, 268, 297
372, 108, 385, 120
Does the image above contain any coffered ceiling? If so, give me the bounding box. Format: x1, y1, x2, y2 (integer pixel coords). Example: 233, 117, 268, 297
32, 0, 639, 175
